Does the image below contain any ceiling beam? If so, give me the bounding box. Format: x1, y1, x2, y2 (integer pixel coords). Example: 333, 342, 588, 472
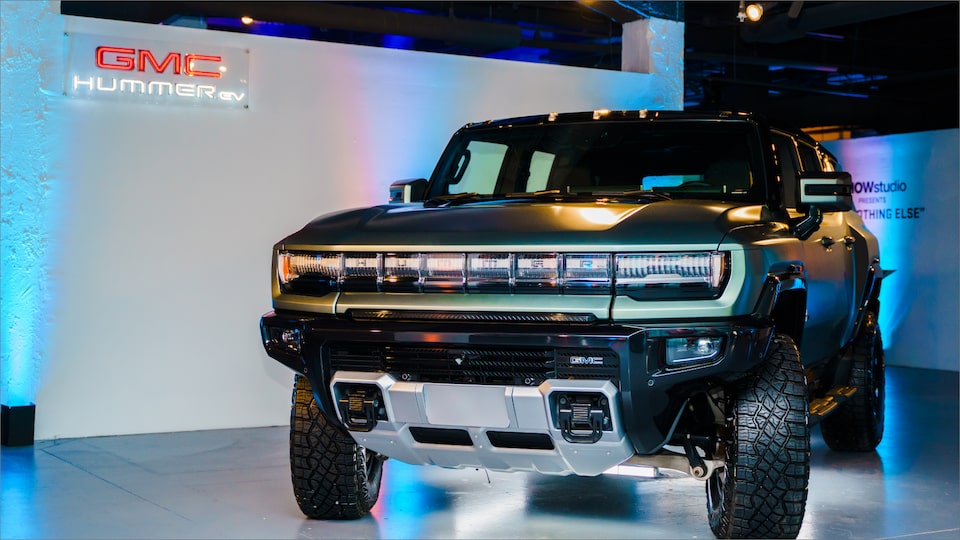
576, 1, 645, 24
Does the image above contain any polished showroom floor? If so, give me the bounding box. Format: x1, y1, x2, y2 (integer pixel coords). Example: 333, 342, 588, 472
2, 366, 958, 539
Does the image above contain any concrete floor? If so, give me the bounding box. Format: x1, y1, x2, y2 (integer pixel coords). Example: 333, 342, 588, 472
2, 366, 958, 539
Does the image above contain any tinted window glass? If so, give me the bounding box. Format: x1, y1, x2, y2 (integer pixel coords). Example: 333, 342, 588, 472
447, 140, 508, 194
797, 141, 822, 173
429, 121, 766, 202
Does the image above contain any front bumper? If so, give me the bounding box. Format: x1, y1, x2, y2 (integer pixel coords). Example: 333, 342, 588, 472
331, 373, 630, 475
261, 313, 771, 475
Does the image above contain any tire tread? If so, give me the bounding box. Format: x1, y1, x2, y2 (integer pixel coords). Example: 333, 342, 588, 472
821, 312, 885, 452
290, 375, 380, 519
709, 334, 810, 539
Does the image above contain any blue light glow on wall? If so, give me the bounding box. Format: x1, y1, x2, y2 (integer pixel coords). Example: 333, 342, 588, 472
0, 0, 62, 407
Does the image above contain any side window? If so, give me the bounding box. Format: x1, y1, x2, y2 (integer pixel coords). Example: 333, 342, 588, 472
448, 140, 507, 194
797, 141, 822, 173
771, 132, 800, 209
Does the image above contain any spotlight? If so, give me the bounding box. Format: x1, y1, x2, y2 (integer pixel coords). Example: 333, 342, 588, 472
240, 15, 254, 25
737, 1, 764, 23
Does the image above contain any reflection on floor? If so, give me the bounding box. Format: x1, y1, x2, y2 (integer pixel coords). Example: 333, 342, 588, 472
2, 366, 958, 539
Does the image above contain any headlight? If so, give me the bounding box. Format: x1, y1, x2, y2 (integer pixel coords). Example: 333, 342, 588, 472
278, 252, 340, 295
277, 249, 729, 298
615, 251, 728, 299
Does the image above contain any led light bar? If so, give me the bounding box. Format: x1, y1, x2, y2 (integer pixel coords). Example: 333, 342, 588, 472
467, 253, 511, 291
342, 253, 380, 291
383, 253, 420, 290
515, 253, 559, 291
277, 250, 728, 299
564, 253, 612, 293
421, 253, 465, 290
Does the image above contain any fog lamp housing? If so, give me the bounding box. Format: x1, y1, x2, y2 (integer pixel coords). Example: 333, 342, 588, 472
665, 336, 723, 368
268, 327, 302, 355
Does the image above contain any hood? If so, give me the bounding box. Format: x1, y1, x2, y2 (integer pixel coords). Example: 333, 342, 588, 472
280, 200, 761, 249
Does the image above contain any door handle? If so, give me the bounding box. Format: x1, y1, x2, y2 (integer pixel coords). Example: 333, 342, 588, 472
820, 236, 836, 248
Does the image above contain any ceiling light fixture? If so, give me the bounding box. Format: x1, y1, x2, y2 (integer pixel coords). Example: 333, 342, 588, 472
737, 1, 764, 23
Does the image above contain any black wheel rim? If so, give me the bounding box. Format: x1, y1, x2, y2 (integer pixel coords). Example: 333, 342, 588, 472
364, 449, 384, 491
870, 338, 885, 423
706, 465, 726, 526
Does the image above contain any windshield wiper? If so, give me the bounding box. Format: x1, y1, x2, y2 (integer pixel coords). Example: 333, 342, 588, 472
427, 190, 564, 207
423, 192, 487, 207
606, 189, 673, 202
425, 189, 671, 208
509, 189, 672, 203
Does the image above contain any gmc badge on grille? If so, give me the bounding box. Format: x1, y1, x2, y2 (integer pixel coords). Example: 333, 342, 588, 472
569, 355, 604, 365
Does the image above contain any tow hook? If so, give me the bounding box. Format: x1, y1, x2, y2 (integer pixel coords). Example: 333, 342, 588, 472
336, 384, 387, 432
556, 392, 610, 444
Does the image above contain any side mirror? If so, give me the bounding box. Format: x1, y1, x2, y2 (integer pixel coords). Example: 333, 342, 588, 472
793, 205, 823, 240
799, 171, 853, 213
389, 178, 428, 204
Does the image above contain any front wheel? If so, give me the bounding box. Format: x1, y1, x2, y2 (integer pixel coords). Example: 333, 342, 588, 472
707, 334, 810, 539
290, 375, 384, 519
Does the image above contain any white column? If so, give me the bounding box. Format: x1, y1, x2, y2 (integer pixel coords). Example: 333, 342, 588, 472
621, 17, 684, 110
0, 1, 65, 407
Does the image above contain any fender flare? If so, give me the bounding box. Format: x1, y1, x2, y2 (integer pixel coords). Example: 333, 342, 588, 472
849, 258, 889, 342
753, 262, 807, 345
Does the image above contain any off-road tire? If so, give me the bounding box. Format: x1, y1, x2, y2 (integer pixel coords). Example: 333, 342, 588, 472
820, 311, 885, 451
707, 334, 810, 539
290, 375, 384, 519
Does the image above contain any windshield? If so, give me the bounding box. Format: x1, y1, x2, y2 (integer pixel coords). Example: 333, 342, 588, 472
427, 120, 766, 202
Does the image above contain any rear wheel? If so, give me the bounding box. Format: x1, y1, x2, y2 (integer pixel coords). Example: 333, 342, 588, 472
290, 375, 384, 519
706, 334, 810, 539
821, 311, 885, 451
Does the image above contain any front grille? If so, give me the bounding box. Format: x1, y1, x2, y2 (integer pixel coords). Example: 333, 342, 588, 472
327, 343, 620, 386
347, 310, 597, 324
327, 344, 383, 371
555, 349, 621, 380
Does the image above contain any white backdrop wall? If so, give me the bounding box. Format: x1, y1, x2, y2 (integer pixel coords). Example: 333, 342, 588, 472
824, 130, 960, 372
1, 3, 683, 439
